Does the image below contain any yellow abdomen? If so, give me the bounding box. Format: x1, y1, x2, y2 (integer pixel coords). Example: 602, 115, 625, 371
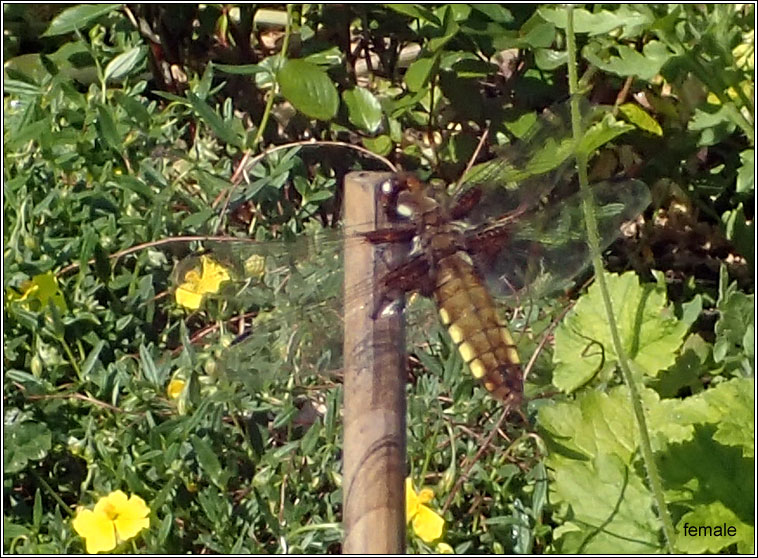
433, 252, 523, 406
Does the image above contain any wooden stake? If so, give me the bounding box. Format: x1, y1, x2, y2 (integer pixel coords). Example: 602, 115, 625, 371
342, 171, 407, 554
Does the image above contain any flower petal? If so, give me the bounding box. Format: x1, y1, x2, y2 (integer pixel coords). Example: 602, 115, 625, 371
405, 478, 419, 521
417, 487, 434, 505
412, 504, 445, 543
198, 256, 231, 293
167, 378, 185, 399
113, 494, 150, 540
175, 285, 204, 309
72, 508, 117, 554
437, 542, 454, 553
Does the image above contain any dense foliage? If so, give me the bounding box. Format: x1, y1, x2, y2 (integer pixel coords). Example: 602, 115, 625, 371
4, 4, 753, 554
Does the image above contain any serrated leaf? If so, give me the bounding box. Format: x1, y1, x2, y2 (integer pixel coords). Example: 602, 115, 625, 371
277, 59, 339, 121
540, 387, 658, 461
700, 378, 754, 457
676, 502, 753, 553
658, 425, 753, 547
538, 6, 651, 36
43, 4, 121, 36
714, 281, 754, 366
583, 41, 674, 81
103, 47, 145, 82
619, 103, 662, 136
342, 87, 383, 133
553, 272, 696, 392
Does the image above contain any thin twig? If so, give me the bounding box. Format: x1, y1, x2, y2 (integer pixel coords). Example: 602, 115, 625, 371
216, 139, 397, 229
56, 235, 259, 277
440, 408, 508, 515
457, 125, 490, 190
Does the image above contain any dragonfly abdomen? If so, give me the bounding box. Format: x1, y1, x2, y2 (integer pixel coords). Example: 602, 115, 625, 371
433, 252, 523, 406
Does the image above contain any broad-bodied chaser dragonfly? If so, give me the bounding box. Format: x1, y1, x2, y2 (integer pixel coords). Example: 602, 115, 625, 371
171, 104, 651, 405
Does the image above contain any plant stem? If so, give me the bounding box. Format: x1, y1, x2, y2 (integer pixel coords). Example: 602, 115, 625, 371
564, 6, 677, 553
30, 469, 75, 517
251, 5, 294, 151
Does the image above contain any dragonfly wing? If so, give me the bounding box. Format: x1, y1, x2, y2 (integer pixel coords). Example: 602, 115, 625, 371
171, 226, 440, 389
466, 179, 651, 302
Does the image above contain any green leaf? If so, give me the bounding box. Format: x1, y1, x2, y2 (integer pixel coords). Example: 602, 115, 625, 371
81, 340, 105, 378
4, 422, 52, 474
701, 378, 755, 458
187, 92, 244, 148
139, 344, 160, 386
3, 79, 43, 97
470, 4, 513, 24
618, 103, 663, 136
428, 6, 460, 51
519, 21, 556, 49
405, 55, 437, 92
577, 113, 635, 158
103, 46, 145, 82
385, 4, 440, 24
538, 6, 651, 36
713, 269, 754, 369
583, 41, 674, 81
676, 502, 754, 553
277, 59, 339, 121
553, 272, 696, 392
114, 92, 150, 126
722, 203, 754, 268
96, 103, 123, 152
534, 48, 567, 70
362, 135, 392, 156
659, 425, 753, 552
736, 149, 754, 193
43, 4, 121, 36
191, 435, 225, 489
214, 63, 269, 75
342, 88, 383, 133
539, 388, 664, 553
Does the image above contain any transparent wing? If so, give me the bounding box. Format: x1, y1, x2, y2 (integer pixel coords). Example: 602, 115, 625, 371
170, 221, 439, 389
467, 179, 651, 303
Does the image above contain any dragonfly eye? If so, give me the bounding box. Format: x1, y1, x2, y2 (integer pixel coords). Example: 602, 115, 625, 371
395, 202, 415, 219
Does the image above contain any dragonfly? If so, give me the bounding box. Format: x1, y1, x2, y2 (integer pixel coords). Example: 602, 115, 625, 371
171, 104, 651, 405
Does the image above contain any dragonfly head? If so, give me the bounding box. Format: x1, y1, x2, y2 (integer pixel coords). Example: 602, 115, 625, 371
378, 173, 438, 223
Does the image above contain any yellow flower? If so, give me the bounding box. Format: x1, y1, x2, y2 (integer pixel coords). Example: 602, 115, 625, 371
437, 542, 454, 553
175, 255, 231, 310
72, 490, 149, 554
166, 378, 185, 399
405, 477, 445, 543
7, 271, 67, 312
